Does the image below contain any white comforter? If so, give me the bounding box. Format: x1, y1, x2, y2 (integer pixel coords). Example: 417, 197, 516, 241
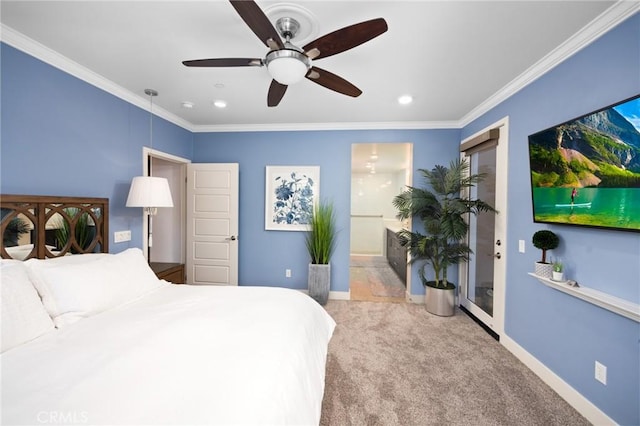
1, 285, 336, 425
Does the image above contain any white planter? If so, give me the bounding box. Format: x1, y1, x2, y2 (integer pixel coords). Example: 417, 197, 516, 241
308, 263, 330, 305
552, 271, 565, 282
535, 262, 553, 279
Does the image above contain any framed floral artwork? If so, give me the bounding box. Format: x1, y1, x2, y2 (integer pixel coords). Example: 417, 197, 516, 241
265, 166, 320, 231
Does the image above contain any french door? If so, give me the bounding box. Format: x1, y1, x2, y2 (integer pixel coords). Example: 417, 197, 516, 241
459, 119, 508, 336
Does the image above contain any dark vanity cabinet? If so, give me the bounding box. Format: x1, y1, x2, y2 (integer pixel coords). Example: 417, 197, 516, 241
386, 228, 407, 286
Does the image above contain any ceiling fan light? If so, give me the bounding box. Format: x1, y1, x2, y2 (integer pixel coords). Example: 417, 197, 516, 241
265, 50, 310, 85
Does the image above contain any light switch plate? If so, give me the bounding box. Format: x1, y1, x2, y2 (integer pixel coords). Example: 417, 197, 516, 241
114, 230, 131, 243
595, 361, 607, 385
518, 240, 525, 253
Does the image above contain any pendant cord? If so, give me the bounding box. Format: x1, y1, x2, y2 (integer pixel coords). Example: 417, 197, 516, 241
143, 89, 159, 261
144, 88, 158, 177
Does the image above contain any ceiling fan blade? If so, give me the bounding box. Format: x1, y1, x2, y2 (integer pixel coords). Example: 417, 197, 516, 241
182, 58, 263, 67
229, 0, 284, 50
306, 67, 362, 98
267, 80, 288, 107
302, 18, 388, 61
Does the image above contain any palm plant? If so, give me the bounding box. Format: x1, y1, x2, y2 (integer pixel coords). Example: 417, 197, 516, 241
393, 158, 496, 289
3, 217, 30, 247
305, 201, 337, 264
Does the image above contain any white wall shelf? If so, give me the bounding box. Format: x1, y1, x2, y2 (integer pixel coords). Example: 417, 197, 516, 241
528, 273, 640, 323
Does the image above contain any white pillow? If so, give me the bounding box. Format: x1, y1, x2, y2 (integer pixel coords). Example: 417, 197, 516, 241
1, 260, 55, 352
5, 244, 35, 261
26, 252, 109, 267
25, 248, 165, 328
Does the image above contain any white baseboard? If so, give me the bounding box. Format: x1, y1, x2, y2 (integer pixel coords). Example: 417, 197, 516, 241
296, 290, 349, 300
408, 294, 425, 304
501, 334, 615, 425
328, 290, 350, 300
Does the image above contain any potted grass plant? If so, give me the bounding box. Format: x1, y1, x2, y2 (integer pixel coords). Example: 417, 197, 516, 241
393, 158, 496, 316
305, 200, 337, 305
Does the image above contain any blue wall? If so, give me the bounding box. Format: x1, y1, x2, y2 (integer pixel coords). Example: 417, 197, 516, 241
2, 11, 639, 423
1, 44, 193, 249
193, 130, 460, 296
462, 13, 640, 425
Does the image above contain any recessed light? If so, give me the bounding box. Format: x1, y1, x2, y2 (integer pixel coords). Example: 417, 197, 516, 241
398, 95, 413, 105
181, 101, 194, 109
214, 83, 225, 89
213, 100, 227, 108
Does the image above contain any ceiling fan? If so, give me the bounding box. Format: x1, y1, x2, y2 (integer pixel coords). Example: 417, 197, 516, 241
182, 0, 388, 107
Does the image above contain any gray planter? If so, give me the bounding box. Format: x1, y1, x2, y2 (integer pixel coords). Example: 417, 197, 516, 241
425, 285, 455, 317
308, 263, 330, 305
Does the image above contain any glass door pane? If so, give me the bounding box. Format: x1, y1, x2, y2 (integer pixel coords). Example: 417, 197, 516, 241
467, 146, 497, 316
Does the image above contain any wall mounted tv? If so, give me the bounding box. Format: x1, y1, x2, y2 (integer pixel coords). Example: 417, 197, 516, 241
528, 94, 640, 232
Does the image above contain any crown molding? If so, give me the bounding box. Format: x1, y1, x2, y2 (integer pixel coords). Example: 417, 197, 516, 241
2, 1, 637, 134
459, 1, 640, 128
1, 24, 195, 132
191, 120, 461, 133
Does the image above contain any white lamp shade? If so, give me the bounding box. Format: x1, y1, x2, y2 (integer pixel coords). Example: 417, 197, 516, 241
126, 176, 173, 208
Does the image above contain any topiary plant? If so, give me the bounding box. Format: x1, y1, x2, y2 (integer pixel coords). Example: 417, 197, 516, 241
532, 230, 559, 264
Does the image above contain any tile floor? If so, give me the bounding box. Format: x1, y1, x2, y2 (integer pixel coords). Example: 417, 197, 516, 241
349, 255, 406, 303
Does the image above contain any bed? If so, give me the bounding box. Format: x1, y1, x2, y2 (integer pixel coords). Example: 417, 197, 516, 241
1, 195, 336, 425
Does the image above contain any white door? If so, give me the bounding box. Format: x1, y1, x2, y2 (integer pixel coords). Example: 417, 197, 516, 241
186, 163, 239, 285
459, 118, 508, 336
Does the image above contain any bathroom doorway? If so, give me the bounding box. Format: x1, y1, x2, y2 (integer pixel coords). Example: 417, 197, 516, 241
350, 143, 412, 302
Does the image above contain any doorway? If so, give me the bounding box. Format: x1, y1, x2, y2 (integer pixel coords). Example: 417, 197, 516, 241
459, 118, 509, 337
349, 143, 412, 302
144, 148, 190, 264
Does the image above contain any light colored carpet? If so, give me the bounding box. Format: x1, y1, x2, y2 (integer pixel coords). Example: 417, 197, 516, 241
320, 301, 589, 426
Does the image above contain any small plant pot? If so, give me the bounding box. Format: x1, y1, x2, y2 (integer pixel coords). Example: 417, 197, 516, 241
535, 262, 553, 279
552, 271, 565, 282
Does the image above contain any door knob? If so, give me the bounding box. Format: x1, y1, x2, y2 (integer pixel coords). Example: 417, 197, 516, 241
226, 236, 237, 241
494, 252, 501, 259
496, 239, 501, 246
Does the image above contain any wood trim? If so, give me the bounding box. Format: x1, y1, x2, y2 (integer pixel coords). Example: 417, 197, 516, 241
460, 128, 500, 153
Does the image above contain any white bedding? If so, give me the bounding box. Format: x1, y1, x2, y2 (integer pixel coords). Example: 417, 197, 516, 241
1, 284, 336, 425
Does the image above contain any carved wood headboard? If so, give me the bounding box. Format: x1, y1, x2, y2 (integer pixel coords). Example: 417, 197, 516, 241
0, 195, 109, 260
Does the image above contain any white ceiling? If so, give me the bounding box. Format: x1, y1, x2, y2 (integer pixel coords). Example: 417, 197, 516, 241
1, 1, 636, 133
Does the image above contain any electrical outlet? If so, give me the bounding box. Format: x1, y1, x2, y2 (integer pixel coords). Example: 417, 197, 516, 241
518, 240, 525, 253
285, 269, 292, 278
114, 230, 131, 243
595, 361, 607, 385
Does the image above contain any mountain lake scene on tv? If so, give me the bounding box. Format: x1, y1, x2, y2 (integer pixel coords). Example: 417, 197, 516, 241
529, 96, 640, 231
